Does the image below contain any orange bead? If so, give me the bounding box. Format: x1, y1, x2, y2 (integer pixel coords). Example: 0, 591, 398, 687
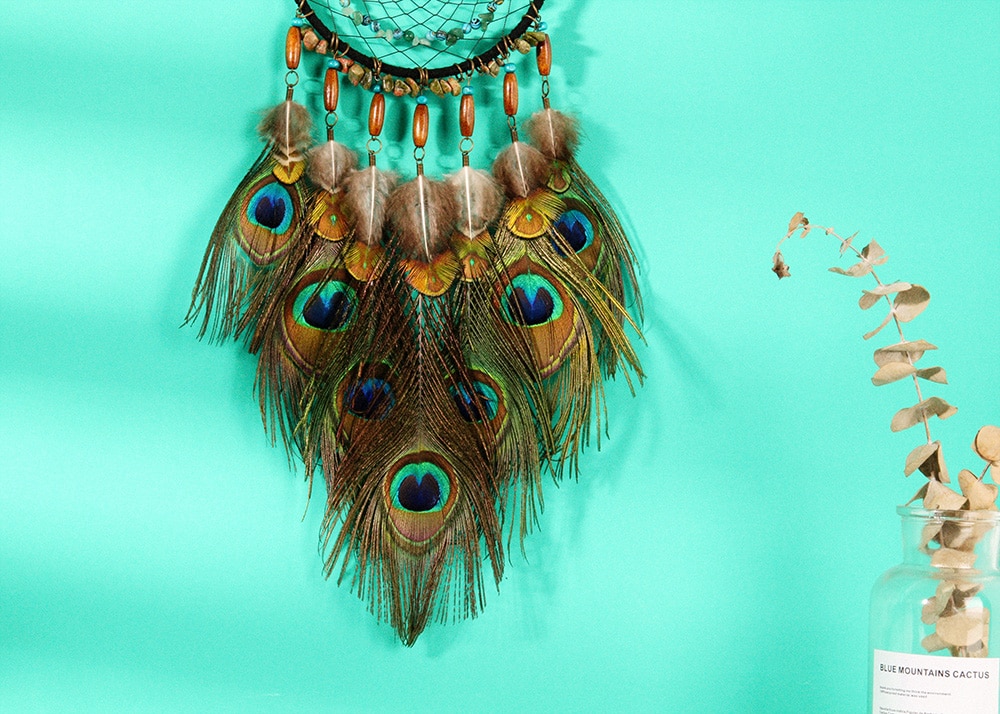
536, 36, 552, 77
324, 67, 340, 112
368, 92, 385, 137
413, 103, 429, 148
503, 72, 518, 117
459, 93, 475, 138
285, 26, 302, 70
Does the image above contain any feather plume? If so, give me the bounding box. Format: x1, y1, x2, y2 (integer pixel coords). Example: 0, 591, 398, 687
492, 141, 551, 198
258, 100, 313, 166
386, 176, 459, 261
449, 166, 504, 239
186, 99, 316, 341
524, 107, 645, 376
524, 108, 579, 163
342, 166, 397, 246
307, 140, 357, 193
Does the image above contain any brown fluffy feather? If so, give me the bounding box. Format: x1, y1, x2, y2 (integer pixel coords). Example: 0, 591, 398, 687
258, 100, 313, 166
307, 140, 357, 193
524, 108, 579, 162
492, 141, 550, 198
342, 166, 398, 246
386, 176, 459, 260
449, 167, 504, 238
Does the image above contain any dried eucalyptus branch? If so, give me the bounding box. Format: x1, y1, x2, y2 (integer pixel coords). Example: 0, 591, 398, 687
773, 212, 1000, 657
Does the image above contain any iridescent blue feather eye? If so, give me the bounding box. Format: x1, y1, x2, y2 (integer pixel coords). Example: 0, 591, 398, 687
247, 183, 294, 234
293, 281, 355, 331
450, 381, 500, 423
391, 462, 450, 513
503, 274, 564, 327
344, 377, 395, 420
552, 209, 594, 255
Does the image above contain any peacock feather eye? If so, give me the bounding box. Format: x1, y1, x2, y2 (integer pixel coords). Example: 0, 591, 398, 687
293, 280, 356, 332
247, 182, 294, 235
553, 208, 594, 255
450, 379, 500, 423
390, 461, 451, 513
344, 376, 395, 420
502, 273, 565, 327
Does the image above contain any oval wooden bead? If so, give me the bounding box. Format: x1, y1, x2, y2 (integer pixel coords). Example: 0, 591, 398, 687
503, 72, 518, 116
285, 26, 302, 70
459, 93, 475, 137
324, 68, 340, 112
536, 36, 552, 77
412, 103, 429, 148
368, 92, 385, 136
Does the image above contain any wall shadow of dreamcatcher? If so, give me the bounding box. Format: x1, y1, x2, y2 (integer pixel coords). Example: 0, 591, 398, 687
186, 0, 643, 645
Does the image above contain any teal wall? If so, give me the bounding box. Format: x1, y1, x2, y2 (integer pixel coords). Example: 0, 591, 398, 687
2, 1, 998, 711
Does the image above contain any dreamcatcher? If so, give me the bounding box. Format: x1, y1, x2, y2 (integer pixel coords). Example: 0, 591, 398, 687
187, 0, 643, 645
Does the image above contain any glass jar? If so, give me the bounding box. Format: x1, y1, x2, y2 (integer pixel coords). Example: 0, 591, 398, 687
869, 506, 1000, 713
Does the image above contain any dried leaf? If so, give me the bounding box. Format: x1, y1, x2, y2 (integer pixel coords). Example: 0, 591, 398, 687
829, 261, 873, 278
974, 425, 1000, 464
924, 478, 967, 510
891, 397, 958, 433
940, 520, 977, 550
966, 636, 990, 658
915, 366, 947, 384
787, 212, 806, 233
859, 282, 912, 310
873, 361, 916, 386
862, 239, 888, 265
905, 441, 949, 482
772, 251, 791, 279
893, 284, 930, 322
922, 632, 948, 652
873, 339, 937, 367
959, 469, 999, 511
937, 608, 987, 647
930, 547, 977, 568
908, 482, 929, 505
862, 311, 893, 340
839, 231, 857, 256
920, 520, 942, 549
922, 581, 955, 624
920, 441, 950, 483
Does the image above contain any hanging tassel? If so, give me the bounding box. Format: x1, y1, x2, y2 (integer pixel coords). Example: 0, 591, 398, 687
187, 24, 314, 341
448, 87, 554, 545
317, 97, 507, 644
524, 35, 644, 378
491, 63, 641, 473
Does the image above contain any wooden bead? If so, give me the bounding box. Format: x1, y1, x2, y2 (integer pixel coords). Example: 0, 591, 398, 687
324, 68, 340, 112
536, 36, 552, 77
368, 92, 385, 137
412, 103, 429, 148
285, 26, 302, 70
459, 93, 475, 138
503, 72, 518, 116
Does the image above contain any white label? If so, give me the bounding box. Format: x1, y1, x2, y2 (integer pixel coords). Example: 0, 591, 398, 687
873, 649, 999, 714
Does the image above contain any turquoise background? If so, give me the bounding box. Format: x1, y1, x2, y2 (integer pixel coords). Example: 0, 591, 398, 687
2, 1, 999, 711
